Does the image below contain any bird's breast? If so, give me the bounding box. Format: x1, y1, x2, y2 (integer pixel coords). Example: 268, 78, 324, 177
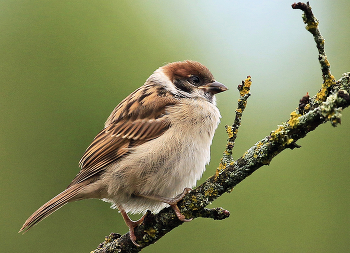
132, 99, 221, 194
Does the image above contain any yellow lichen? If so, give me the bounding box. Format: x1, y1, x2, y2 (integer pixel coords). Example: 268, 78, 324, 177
332, 118, 340, 125
204, 187, 218, 197
145, 228, 157, 238
286, 138, 294, 145
270, 125, 285, 140
223, 150, 230, 155
316, 75, 336, 101
256, 141, 263, 149
226, 125, 234, 138
191, 195, 198, 203
306, 20, 319, 31
324, 75, 336, 88
215, 162, 226, 178
287, 111, 301, 128
304, 103, 310, 112
323, 58, 330, 67
239, 90, 247, 97
239, 76, 252, 97
316, 87, 327, 101
252, 142, 264, 159
187, 195, 200, 211
244, 76, 252, 87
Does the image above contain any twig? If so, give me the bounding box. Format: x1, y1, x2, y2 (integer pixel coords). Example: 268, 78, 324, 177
221, 76, 252, 167
292, 2, 336, 102
93, 3, 350, 252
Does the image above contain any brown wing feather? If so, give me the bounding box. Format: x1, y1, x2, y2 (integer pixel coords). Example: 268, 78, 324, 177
68, 85, 177, 188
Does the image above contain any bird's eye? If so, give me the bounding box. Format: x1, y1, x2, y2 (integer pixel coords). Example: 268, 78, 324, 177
188, 75, 200, 85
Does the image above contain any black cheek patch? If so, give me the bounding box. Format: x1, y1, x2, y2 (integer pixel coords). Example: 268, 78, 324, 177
174, 80, 192, 93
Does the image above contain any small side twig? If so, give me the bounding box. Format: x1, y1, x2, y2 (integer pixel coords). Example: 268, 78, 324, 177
221, 76, 252, 166
292, 1, 336, 102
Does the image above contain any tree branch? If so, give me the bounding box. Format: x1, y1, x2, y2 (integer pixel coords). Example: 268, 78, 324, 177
92, 2, 350, 252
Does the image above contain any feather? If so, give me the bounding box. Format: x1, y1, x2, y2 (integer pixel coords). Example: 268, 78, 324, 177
70, 88, 177, 187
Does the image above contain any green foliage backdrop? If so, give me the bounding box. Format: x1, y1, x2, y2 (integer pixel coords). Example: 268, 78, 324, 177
1, 1, 350, 252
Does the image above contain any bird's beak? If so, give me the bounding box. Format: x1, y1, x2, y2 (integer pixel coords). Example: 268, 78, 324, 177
199, 81, 228, 94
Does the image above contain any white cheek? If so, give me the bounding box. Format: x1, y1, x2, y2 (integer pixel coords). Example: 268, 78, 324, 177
147, 69, 178, 94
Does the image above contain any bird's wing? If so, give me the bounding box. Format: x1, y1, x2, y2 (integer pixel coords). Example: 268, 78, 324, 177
68, 85, 177, 187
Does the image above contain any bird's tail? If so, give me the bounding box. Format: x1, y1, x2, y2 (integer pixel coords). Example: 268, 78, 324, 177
19, 183, 86, 233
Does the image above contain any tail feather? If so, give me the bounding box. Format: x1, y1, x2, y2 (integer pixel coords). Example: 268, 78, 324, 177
19, 183, 86, 233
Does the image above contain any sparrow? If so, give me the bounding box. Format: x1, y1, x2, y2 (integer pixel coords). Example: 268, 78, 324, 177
19, 60, 228, 246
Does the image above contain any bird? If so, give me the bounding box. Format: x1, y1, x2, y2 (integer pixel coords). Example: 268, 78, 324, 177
19, 60, 228, 246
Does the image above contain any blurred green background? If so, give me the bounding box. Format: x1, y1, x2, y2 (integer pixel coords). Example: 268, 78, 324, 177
1, 0, 350, 252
